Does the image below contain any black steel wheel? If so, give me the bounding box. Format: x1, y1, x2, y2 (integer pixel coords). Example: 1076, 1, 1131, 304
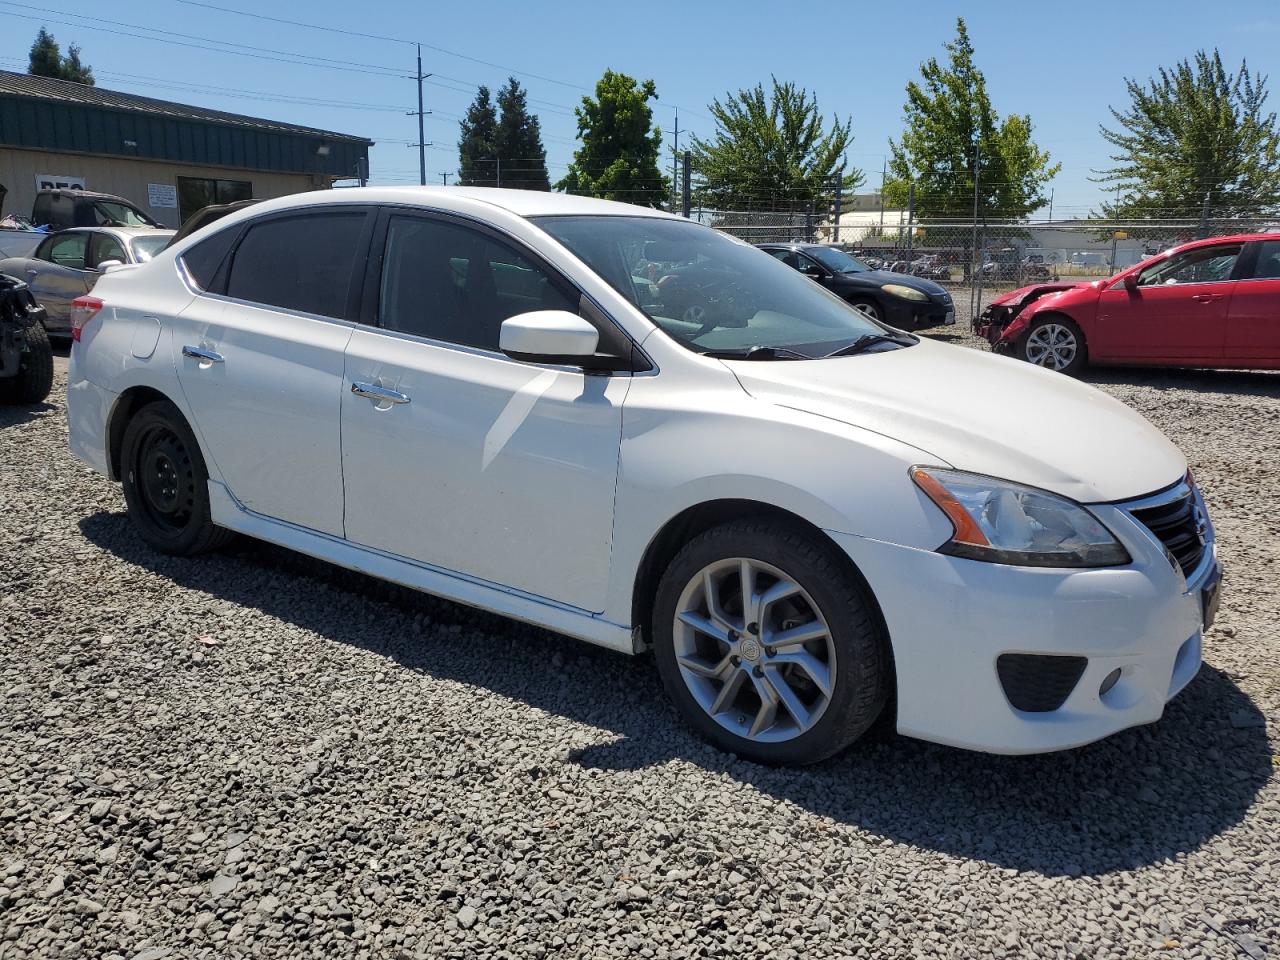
120, 400, 234, 555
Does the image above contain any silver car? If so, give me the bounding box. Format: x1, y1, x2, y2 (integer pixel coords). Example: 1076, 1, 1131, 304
0, 227, 174, 336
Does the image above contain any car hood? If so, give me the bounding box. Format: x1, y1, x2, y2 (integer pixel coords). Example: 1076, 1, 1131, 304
839, 269, 948, 296
728, 337, 1185, 503
988, 281, 1097, 308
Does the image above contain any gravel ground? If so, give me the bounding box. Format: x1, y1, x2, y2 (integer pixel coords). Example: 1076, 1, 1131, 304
1, 340, 1277, 960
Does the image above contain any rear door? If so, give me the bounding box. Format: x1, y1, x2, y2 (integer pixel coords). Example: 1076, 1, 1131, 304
27, 232, 93, 326
1225, 240, 1280, 364
1091, 241, 1243, 362
340, 209, 629, 612
173, 207, 374, 537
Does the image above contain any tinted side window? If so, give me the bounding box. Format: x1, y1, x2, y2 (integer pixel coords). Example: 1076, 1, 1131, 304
226, 212, 366, 318
44, 233, 88, 268
378, 216, 576, 350
181, 227, 240, 291
89, 233, 126, 269
1252, 240, 1280, 280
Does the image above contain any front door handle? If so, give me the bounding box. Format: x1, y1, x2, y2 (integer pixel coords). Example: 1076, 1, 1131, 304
351, 381, 411, 405
182, 344, 224, 364
1191, 294, 1223, 303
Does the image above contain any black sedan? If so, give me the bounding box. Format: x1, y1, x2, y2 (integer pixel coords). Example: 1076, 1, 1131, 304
758, 243, 955, 330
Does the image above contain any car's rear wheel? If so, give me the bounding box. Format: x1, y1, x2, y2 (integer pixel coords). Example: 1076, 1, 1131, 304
120, 400, 234, 556
653, 519, 888, 765
1019, 315, 1087, 376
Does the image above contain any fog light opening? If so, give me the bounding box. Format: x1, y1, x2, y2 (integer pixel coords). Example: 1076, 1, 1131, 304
1099, 668, 1122, 697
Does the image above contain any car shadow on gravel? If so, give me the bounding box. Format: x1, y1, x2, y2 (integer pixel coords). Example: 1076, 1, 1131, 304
1080, 365, 1280, 397
0, 400, 57, 428
80, 511, 1272, 879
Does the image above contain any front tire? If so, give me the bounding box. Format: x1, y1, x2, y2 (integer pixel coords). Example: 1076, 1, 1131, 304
652, 519, 887, 765
847, 297, 884, 324
1018, 315, 1087, 375
120, 400, 234, 556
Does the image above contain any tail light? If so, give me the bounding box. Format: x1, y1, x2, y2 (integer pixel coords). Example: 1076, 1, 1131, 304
70, 296, 104, 342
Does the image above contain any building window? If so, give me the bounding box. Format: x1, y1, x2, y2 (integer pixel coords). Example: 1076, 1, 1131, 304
177, 177, 253, 223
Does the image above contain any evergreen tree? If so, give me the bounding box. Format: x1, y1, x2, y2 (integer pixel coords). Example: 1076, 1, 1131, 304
27, 29, 95, 85
691, 77, 861, 210
557, 70, 666, 206
28, 28, 63, 80
458, 86, 498, 186
494, 78, 550, 191
1095, 51, 1280, 219
885, 18, 1056, 219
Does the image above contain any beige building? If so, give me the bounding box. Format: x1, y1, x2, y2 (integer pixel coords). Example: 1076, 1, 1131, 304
0, 70, 371, 228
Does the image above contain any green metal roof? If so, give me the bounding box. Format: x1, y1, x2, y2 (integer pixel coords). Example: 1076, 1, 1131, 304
0, 70, 372, 178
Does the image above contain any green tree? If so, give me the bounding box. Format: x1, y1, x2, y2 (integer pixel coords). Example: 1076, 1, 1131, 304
691, 78, 862, 210
494, 77, 550, 191
1095, 51, 1280, 219
557, 70, 666, 206
457, 86, 498, 186
885, 18, 1056, 219
27, 28, 94, 85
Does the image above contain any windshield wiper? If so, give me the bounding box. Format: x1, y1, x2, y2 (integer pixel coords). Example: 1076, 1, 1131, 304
701, 345, 813, 361
822, 333, 915, 358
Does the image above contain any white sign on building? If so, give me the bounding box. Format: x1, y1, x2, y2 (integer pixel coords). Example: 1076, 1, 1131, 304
35, 174, 85, 191
147, 183, 179, 209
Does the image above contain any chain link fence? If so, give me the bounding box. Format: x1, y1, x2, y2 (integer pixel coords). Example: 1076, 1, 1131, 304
696, 209, 1279, 326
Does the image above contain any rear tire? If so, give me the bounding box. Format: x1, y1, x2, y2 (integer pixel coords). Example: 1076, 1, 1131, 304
1018, 315, 1087, 376
120, 400, 235, 556
0, 321, 53, 405
652, 518, 888, 766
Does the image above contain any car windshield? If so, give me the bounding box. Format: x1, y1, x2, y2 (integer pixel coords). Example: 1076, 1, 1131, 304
130, 234, 172, 262
533, 215, 894, 358
806, 245, 870, 274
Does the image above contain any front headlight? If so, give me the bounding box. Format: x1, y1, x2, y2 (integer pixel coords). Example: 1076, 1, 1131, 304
910, 467, 1130, 567
881, 283, 929, 302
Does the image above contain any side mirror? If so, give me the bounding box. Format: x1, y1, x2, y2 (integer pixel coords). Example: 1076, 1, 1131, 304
96, 259, 124, 273
500, 310, 599, 366
1122, 273, 1139, 292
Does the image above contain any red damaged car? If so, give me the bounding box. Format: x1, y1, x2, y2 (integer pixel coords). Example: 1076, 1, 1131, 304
975, 233, 1280, 374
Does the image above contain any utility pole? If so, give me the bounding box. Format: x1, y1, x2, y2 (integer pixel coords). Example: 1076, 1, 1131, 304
408, 44, 432, 186
670, 107, 679, 212
1047, 188, 1054, 223
969, 143, 982, 280
878, 157, 886, 232
440, 173, 450, 185
1197, 189, 1212, 239
681, 151, 692, 219
496, 157, 501, 188
832, 168, 845, 243
905, 181, 916, 258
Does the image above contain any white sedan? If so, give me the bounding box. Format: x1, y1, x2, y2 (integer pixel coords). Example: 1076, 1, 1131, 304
66, 188, 1221, 765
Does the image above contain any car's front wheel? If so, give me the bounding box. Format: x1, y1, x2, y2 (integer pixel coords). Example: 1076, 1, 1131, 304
653, 519, 888, 765
847, 297, 884, 324
120, 400, 235, 556
1019, 315, 1087, 375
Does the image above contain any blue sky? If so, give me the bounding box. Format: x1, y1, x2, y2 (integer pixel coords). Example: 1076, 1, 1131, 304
2, 0, 1278, 215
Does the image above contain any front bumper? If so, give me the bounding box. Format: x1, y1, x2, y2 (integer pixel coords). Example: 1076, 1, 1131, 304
887, 295, 954, 330
826, 489, 1219, 754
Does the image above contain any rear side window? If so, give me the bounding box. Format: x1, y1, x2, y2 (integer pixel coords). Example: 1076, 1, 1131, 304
226, 212, 367, 319
181, 227, 240, 291
42, 232, 88, 268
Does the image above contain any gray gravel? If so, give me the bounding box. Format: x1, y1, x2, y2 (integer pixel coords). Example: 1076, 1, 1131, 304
1, 343, 1277, 959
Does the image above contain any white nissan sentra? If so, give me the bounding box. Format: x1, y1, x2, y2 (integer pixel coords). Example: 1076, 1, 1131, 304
66, 188, 1221, 765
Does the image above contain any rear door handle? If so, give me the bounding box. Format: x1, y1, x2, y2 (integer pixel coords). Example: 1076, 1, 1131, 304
351, 381, 411, 405
182, 344, 224, 364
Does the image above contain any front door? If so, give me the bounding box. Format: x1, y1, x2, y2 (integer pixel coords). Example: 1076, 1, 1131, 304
173, 207, 373, 537
340, 211, 628, 612
1091, 241, 1243, 363
1225, 240, 1280, 364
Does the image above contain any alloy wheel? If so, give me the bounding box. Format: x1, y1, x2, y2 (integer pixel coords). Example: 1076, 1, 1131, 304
672, 557, 836, 743
1024, 323, 1078, 370
852, 302, 882, 322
